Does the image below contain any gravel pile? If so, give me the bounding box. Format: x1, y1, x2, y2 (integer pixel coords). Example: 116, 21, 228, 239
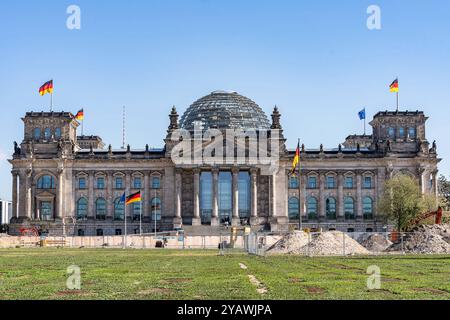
360, 234, 393, 252
386, 224, 450, 254
266, 231, 369, 256
266, 231, 310, 254
306, 231, 370, 256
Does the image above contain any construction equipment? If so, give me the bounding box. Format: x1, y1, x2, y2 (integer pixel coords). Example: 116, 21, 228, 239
19, 227, 39, 237
410, 207, 443, 227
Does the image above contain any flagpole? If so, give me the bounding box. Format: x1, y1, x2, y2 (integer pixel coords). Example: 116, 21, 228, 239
50, 93, 53, 112
124, 202, 127, 249
139, 197, 142, 235
396, 76, 399, 112
298, 138, 303, 231
396, 92, 399, 112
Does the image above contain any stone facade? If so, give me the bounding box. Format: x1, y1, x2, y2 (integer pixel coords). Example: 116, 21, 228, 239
8, 94, 441, 235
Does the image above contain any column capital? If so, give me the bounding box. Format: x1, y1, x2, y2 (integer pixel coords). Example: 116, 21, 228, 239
231, 167, 239, 175
211, 167, 220, 174
193, 168, 201, 175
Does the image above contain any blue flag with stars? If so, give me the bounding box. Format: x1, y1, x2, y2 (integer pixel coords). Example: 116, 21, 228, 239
358, 108, 366, 120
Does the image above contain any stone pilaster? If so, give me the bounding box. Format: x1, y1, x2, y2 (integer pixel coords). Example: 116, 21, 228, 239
88, 171, 95, 219
143, 172, 150, 218
125, 172, 131, 219
25, 168, 32, 220
11, 171, 18, 220
56, 166, 64, 220
106, 171, 113, 219
192, 169, 201, 226
319, 172, 325, 220
356, 172, 363, 219
300, 172, 307, 220
337, 172, 344, 221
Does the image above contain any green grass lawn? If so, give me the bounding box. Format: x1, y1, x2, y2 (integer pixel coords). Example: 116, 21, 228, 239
0, 248, 449, 300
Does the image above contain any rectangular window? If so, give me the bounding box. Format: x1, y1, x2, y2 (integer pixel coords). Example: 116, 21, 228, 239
152, 176, 161, 189
307, 176, 317, 189
79, 177, 86, 189
326, 176, 336, 189
115, 229, 122, 236
115, 177, 123, 189
344, 176, 354, 189
96, 177, 105, 189
133, 177, 142, 189
96, 229, 103, 236
364, 176, 372, 189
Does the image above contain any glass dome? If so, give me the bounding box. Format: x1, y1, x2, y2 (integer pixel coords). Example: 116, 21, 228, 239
179, 91, 271, 131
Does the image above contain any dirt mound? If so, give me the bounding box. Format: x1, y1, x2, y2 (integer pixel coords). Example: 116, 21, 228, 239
360, 234, 393, 252
266, 231, 310, 254
306, 232, 370, 256
266, 231, 369, 256
386, 224, 450, 254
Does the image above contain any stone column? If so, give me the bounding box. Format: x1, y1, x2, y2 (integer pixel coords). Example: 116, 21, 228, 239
319, 172, 325, 220
88, 171, 95, 219
356, 171, 363, 219
106, 171, 113, 219
11, 171, 18, 220
173, 169, 182, 227
192, 169, 201, 226
232, 167, 240, 226
143, 172, 150, 218
337, 172, 344, 220
211, 168, 219, 226
250, 168, 258, 225
432, 170, 439, 200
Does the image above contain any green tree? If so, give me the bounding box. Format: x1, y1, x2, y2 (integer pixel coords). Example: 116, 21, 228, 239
378, 174, 429, 231
438, 175, 450, 210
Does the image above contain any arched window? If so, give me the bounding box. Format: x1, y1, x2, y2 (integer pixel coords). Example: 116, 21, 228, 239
114, 197, 124, 221
33, 128, 41, 140
151, 197, 161, 221
95, 198, 106, 220
288, 176, 299, 189
151, 176, 161, 189
288, 197, 299, 219
307, 197, 318, 220
344, 197, 355, 220
37, 175, 55, 189
76, 198, 88, 220
55, 127, 62, 139
363, 197, 374, 219
388, 127, 395, 138
132, 202, 141, 221
326, 197, 336, 219
44, 128, 51, 140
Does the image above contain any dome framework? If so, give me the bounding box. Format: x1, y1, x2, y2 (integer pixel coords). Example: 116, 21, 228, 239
179, 91, 271, 131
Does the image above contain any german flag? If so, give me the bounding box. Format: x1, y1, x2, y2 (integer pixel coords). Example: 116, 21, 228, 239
75, 109, 84, 121
39, 80, 53, 96
126, 191, 142, 205
291, 141, 300, 175
389, 78, 399, 92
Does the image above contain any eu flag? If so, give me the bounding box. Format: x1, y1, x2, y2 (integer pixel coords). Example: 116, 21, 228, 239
119, 192, 126, 203
358, 108, 366, 120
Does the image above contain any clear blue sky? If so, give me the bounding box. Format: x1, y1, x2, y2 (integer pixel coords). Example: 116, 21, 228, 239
0, 0, 449, 200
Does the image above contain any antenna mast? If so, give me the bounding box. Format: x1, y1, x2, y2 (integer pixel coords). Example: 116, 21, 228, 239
122, 106, 126, 149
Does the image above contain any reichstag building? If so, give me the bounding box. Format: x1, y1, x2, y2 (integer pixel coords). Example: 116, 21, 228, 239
8, 91, 440, 235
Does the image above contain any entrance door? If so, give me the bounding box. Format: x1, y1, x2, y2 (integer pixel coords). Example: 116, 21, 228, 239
40, 201, 53, 221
